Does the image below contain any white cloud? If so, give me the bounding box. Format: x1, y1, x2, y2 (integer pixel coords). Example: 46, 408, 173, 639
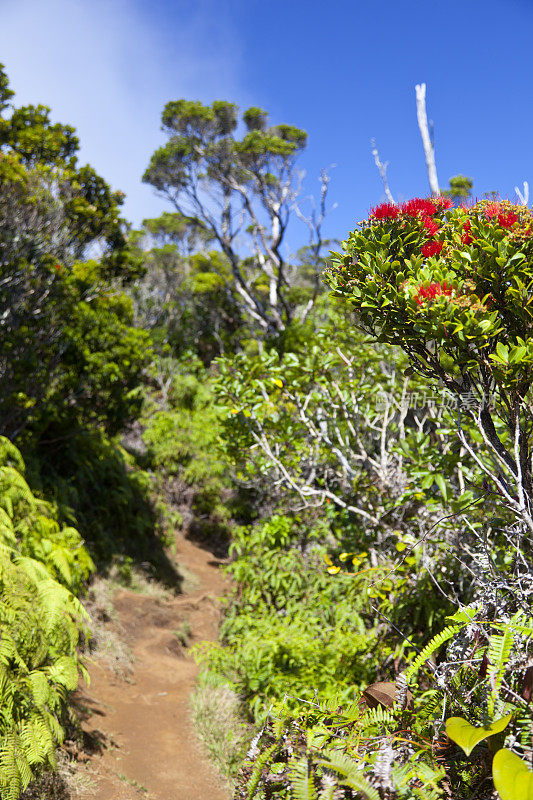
0, 0, 248, 225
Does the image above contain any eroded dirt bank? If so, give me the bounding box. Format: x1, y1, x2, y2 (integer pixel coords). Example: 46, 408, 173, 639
74, 534, 230, 800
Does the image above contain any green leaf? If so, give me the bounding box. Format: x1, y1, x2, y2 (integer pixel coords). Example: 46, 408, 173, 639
510, 346, 527, 364
434, 474, 448, 501
496, 343, 509, 364
493, 748, 533, 800
446, 714, 512, 756
478, 318, 493, 332
446, 605, 481, 624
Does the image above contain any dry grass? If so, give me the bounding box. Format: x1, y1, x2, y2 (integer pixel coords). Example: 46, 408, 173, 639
175, 561, 200, 594
56, 750, 97, 798
83, 576, 134, 678
108, 562, 175, 600
190, 672, 250, 788
18, 750, 95, 799
107, 556, 198, 597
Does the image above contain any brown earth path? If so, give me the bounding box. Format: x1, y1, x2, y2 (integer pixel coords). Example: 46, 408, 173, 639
74, 534, 231, 800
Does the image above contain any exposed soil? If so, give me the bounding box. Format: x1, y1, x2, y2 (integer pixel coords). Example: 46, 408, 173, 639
73, 534, 231, 800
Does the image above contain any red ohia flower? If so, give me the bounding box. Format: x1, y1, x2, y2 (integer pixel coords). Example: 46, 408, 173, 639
484, 201, 500, 218
461, 220, 473, 244
369, 202, 400, 220
423, 217, 440, 236
415, 281, 453, 306
402, 198, 438, 217
421, 240, 444, 257
498, 211, 518, 229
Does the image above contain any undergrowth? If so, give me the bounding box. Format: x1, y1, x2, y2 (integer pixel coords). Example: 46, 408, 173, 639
0, 437, 93, 798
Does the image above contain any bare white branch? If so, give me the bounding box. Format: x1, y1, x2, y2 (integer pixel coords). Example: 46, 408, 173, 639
515, 181, 530, 206
415, 83, 440, 196
370, 139, 395, 204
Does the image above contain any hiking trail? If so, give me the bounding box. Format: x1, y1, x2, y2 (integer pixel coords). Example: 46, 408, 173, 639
73, 534, 230, 800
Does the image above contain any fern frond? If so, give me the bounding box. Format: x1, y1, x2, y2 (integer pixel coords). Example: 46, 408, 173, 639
417, 690, 445, 723
404, 625, 461, 682
19, 718, 53, 766
27, 670, 51, 708
357, 706, 395, 729
0, 732, 21, 800
0, 442, 91, 799
288, 757, 317, 800
47, 655, 79, 691
246, 743, 278, 799
318, 752, 380, 800
0, 437, 26, 473
487, 616, 518, 714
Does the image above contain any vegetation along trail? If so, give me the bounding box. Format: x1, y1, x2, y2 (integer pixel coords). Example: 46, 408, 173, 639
75, 534, 230, 800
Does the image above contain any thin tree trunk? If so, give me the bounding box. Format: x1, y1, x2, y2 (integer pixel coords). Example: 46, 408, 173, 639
415, 83, 439, 196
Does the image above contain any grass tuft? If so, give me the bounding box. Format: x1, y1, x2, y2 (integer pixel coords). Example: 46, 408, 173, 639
190, 671, 250, 788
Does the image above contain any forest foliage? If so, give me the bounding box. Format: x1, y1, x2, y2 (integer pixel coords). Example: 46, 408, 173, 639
0, 60, 532, 800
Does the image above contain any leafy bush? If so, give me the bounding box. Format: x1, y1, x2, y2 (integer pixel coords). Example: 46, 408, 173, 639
0, 65, 145, 442
196, 515, 382, 720
206, 197, 533, 798
0, 437, 91, 798
213, 314, 499, 646
142, 357, 234, 535
234, 691, 446, 800
296, 195, 533, 799
324, 196, 533, 531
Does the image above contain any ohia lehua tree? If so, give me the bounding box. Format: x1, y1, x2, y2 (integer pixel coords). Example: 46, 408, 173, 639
324, 197, 533, 531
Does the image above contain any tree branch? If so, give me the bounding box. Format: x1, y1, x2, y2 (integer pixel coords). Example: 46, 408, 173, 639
415, 83, 439, 196
370, 139, 395, 204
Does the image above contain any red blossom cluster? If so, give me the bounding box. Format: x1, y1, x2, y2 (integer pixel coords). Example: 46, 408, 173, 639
484, 201, 500, 219
483, 201, 519, 229
369, 198, 454, 256
498, 211, 518, 229
432, 196, 454, 211
415, 281, 453, 306
423, 217, 440, 236
369, 198, 528, 263
369, 196, 453, 221
369, 202, 400, 220
461, 220, 473, 245
421, 240, 444, 258
401, 198, 438, 217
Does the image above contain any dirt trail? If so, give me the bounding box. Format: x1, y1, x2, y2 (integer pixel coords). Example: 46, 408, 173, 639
74, 535, 230, 800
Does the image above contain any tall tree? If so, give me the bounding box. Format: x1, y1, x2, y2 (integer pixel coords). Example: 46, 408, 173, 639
0, 65, 147, 438
143, 101, 329, 336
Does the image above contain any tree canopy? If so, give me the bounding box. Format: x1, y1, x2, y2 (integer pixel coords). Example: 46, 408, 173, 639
143, 99, 329, 336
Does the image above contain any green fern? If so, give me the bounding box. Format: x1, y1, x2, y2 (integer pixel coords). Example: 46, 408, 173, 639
486, 612, 521, 715
246, 743, 278, 799
417, 689, 446, 723
357, 706, 395, 729
318, 751, 380, 800
392, 758, 445, 799
404, 625, 461, 682
288, 757, 318, 800
0, 439, 92, 798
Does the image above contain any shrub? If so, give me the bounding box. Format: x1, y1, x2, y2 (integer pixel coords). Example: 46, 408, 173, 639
143, 357, 234, 536
195, 515, 383, 720
0, 437, 91, 798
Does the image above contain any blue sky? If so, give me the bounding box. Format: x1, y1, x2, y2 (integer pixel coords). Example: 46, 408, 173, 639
0, 0, 532, 248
